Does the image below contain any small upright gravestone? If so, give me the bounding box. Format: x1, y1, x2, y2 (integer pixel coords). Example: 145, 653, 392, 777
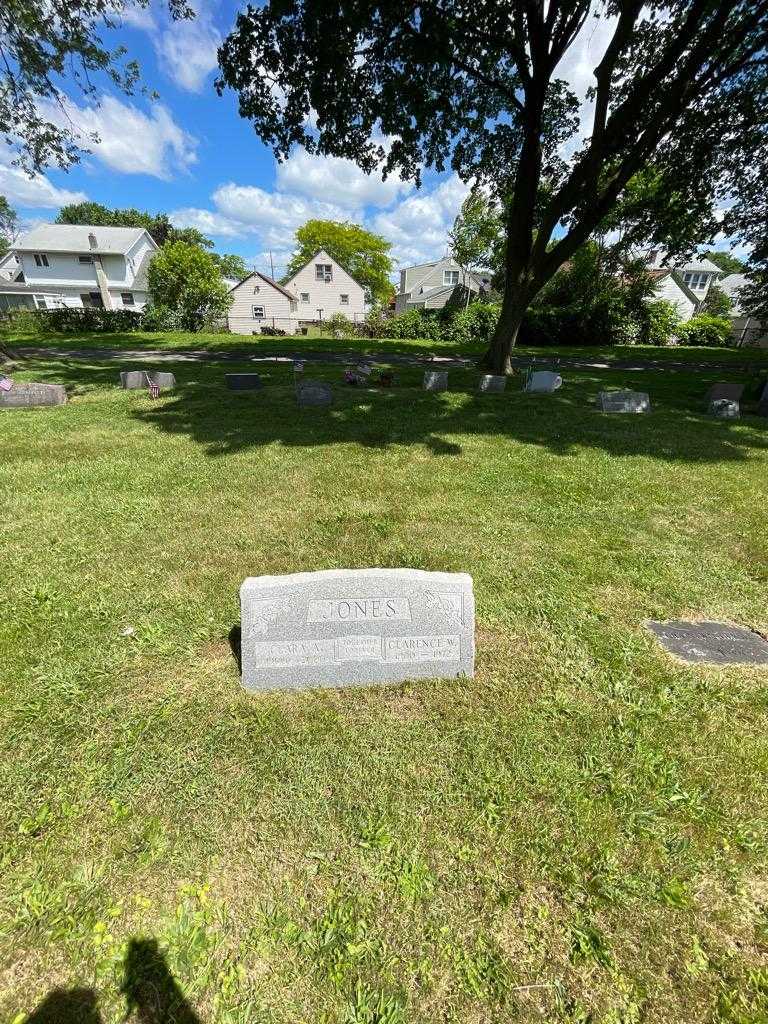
296, 379, 333, 406
120, 370, 176, 390
706, 382, 744, 404
226, 373, 262, 391
424, 370, 448, 392
708, 398, 740, 419
526, 370, 562, 394
478, 374, 506, 394
240, 568, 475, 691
0, 381, 67, 408
597, 390, 651, 414
757, 381, 768, 417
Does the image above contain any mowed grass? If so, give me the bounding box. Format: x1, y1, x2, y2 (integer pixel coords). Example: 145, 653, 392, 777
1, 354, 768, 1024
5, 324, 768, 369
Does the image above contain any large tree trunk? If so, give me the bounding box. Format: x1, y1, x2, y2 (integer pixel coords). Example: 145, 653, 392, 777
481, 289, 527, 373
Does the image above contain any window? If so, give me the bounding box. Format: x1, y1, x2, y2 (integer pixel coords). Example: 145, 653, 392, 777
78, 255, 94, 264
683, 272, 709, 290
34, 295, 47, 310
121, 292, 135, 306
252, 305, 265, 318
340, 294, 349, 305
443, 269, 460, 286
80, 292, 104, 308
253, 285, 261, 294
33, 254, 50, 268
300, 292, 310, 303
315, 263, 333, 281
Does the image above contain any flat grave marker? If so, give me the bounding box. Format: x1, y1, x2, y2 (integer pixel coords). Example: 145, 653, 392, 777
226, 373, 263, 391
709, 398, 740, 419
120, 370, 176, 390
478, 374, 506, 394
646, 620, 768, 665
296, 379, 333, 406
424, 370, 448, 392
0, 382, 67, 408
597, 390, 651, 414
240, 568, 475, 691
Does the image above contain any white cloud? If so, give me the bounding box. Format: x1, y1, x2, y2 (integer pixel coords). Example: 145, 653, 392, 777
555, 6, 618, 145
276, 149, 413, 210
371, 174, 471, 267
41, 96, 197, 180
154, 9, 221, 93
0, 145, 87, 209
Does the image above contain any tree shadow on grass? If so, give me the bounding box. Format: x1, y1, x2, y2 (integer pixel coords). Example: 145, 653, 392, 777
25, 358, 768, 464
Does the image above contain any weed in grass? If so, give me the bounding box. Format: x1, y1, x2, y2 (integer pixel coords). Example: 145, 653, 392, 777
342, 981, 405, 1024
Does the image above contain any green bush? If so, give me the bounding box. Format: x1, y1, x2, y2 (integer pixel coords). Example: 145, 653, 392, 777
326, 312, 358, 339
442, 302, 500, 345
677, 313, 732, 347
366, 308, 444, 341
641, 299, 682, 346
31, 307, 145, 333
140, 305, 182, 332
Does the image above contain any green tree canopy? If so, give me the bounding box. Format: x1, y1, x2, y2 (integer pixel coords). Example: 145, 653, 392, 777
449, 190, 502, 283
0, 197, 19, 256
147, 241, 232, 332
284, 220, 393, 304
218, 1, 768, 372
211, 252, 249, 280
2, 0, 193, 173
56, 202, 212, 249
704, 251, 746, 275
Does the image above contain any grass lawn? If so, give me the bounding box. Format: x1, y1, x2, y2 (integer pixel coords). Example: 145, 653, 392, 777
2, 354, 768, 1023
4, 325, 768, 369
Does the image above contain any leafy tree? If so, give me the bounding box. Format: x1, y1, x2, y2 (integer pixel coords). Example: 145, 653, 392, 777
147, 242, 232, 332
56, 203, 212, 249
704, 251, 746, 275
701, 285, 733, 318
211, 252, 249, 280
449, 190, 502, 305
218, 2, 768, 373
0, 197, 19, 255
283, 220, 393, 304
2, 0, 193, 173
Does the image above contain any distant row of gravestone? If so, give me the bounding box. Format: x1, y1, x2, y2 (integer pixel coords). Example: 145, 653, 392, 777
2, 368, 767, 416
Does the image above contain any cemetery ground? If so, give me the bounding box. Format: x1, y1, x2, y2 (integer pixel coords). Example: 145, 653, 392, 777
1, 351, 768, 1024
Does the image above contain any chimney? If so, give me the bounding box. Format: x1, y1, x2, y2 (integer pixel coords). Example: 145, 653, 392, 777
647, 249, 659, 266
88, 232, 98, 250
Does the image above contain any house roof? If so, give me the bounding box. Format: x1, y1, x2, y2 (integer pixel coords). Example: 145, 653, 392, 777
718, 272, 749, 314
230, 270, 298, 302
13, 224, 156, 255
678, 256, 722, 275
284, 249, 365, 290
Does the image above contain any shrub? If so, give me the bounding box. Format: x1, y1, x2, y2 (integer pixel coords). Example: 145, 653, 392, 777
33, 307, 145, 333
325, 312, 358, 339
259, 326, 287, 336
147, 241, 231, 332
700, 284, 733, 318
442, 302, 500, 345
141, 304, 182, 332
677, 313, 732, 347
641, 299, 682, 346
362, 307, 444, 341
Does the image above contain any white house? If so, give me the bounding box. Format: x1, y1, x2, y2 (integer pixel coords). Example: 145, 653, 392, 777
719, 272, 768, 348
228, 271, 300, 334
646, 251, 722, 301
395, 256, 492, 313
0, 224, 158, 312
647, 268, 699, 321
283, 250, 366, 324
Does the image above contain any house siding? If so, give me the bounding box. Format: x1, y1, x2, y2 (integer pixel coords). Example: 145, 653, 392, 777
653, 275, 696, 321
228, 273, 300, 334
395, 257, 486, 312
283, 250, 366, 322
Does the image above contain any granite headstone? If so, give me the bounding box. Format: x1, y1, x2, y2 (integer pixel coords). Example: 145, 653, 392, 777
226, 373, 263, 391
0, 382, 67, 408
296, 379, 333, 406
120, 370, 176, 390
424, 370, 448, 392
708, 398, 740, 419
706, 382, 744, 404
526, 370, 563, 394
646, 620, 768, 665
240, 568, 475, 691
597, 390, 651, 413
758, 381, 768, 417
478, 374, 506, 394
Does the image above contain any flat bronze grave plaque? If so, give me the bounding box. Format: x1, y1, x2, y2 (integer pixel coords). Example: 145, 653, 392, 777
646, 620, 768, 665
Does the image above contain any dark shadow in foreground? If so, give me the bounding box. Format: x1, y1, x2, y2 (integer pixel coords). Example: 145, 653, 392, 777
228, 624, 242, 673
122, 938, 202, 1024
23, 988, 101, 1023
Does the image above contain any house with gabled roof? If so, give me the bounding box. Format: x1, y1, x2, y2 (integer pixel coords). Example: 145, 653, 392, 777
0, 224, 157, 312
283, 249, 367, 324
228, 271, 301, 334
395, 256, 491, 313
647, 268, 700, 321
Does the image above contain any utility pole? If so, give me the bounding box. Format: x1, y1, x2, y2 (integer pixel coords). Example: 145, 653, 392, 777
269, 250, 275, 279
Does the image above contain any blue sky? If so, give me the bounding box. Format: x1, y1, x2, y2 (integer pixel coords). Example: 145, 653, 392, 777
0, 1, 472, 280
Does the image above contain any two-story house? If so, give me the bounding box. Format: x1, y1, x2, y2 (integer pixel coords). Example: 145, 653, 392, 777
0, 224, 158, 312
395, 256, 491, 313
646, 251, 722, 302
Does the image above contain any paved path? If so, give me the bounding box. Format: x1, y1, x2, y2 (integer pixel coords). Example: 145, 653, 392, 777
12, 345, 765, 374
